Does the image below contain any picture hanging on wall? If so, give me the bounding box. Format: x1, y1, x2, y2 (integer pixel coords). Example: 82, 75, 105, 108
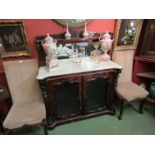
0, 21, 31, 58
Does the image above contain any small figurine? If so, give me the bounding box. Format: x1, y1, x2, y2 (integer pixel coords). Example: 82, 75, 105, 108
90, 42, 101, 58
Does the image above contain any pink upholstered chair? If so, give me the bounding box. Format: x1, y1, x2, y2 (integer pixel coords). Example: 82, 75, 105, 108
3, 59, 47, 134
113, 51, 149, 120
116, 82, 149, 120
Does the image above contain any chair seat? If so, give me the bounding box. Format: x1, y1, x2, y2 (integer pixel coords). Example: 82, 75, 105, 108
116, 82, 149, 102
3, 100, 46, 130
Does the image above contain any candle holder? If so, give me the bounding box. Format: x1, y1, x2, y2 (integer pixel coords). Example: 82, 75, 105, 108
83, 22, 89, 38
65, 22, 71, 39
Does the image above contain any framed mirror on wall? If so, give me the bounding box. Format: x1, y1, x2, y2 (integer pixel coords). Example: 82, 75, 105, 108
54, 19, 92, 27
113, 19, 143, 51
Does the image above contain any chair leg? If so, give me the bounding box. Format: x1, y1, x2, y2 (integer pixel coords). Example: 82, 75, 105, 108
118, 100, 125, 120
0, 115, 4, 134
42, 119, 48, 135
139, 99, 146, 114
3, 129, 12, 135
0, 120, 4, 134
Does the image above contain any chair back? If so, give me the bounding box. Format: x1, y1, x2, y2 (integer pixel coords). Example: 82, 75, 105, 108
112, 50, 134, 83
3, 59, 43, 106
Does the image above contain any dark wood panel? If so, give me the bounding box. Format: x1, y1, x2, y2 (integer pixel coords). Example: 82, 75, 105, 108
39, 69, 120, 129
136, 19, 155, 57
46, 77, 82, 120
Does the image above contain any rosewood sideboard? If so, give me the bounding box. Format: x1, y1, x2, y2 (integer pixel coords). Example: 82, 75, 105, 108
37, 58, 122, 129
35, 32, 122, 129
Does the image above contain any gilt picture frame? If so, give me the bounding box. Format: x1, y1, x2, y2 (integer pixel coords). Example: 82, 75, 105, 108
113, 19, 143, 51
0, 21, 31, 58
54, 19, 92, 27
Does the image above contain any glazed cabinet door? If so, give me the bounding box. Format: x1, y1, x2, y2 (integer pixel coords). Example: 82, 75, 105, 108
83, 71, 114, 114
46, 76, 82, 120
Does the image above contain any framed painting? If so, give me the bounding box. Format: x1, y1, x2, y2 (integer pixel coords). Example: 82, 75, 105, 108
113, 19, 143, 51
54, 19, 92, 27
0, 21, 31, 58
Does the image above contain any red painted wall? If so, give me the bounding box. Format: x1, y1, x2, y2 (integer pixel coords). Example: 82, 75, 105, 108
0, 19, 115, 72
0, 19, 116, 117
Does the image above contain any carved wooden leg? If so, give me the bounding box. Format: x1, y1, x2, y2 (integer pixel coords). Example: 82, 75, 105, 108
0, 117, 4, 134
4, 129, 12, 135
42, 119, 48, 135
118, 99, 125, 120
139, 99, 146, 114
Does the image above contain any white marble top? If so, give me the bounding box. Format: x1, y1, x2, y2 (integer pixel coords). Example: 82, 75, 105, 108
37, 57, 123, 80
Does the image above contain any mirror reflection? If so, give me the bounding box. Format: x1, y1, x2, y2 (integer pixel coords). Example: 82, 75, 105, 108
117, 19, 137, 46
113, 19, 143, 51
56, 41, 97, 59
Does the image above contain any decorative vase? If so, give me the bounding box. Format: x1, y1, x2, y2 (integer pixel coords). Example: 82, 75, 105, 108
65, 22, 71, 39
99, 32, 114, 61
42, 34, 58, 70
98, 53, 111, 62
83, 22, 89, 38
